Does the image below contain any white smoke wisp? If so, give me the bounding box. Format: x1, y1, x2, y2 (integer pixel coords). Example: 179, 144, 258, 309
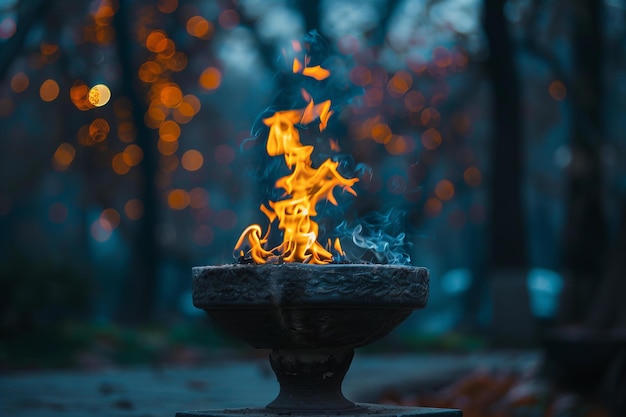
336, 209, 412, 265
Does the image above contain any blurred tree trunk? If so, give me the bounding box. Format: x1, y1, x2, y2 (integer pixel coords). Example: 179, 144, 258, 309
558, 0, 608, 324
483, 0, 527, 270
472, 0, 530, 343
114, 2, 159, 322
299, 0, 320, 33
586, 200, 626, 328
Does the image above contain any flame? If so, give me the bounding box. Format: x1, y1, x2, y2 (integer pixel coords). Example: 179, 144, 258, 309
291, 55, 331, 81
235, 59, 357, 264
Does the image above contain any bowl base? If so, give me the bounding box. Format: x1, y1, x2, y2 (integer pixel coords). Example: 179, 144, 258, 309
176, 403, 462, 417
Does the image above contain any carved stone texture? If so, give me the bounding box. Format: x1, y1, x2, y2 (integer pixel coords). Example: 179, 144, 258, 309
192, 264, 428, 350
192, 264, 429, 309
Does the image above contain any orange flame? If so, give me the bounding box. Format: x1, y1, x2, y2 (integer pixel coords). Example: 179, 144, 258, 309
292, 55, 330, 81
235, 59, 357, 264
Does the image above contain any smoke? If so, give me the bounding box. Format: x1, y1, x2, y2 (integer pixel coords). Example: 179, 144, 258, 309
336, 208, 412, 265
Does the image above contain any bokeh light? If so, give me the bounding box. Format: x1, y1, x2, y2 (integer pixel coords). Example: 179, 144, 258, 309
167, 189, 190, 210
40, 79, 60, 102
160, 84, 183, 108
159, 120, 181, 142
549, 80, 567, 101
0, 16, 17, 40
181, 149, 204, 171
218, 9, 239, 30
349, 65, 371, 86
112, 153, 131, 175
88, 84, 112, 107
186, 16, 213, 39
199, 67, 222, 91
424, 198, 442, 218
421, 128, 442, 150
435, 179, 455, 201
124, 198, 144, 220
371, 123, 392, 144
189, 188, 209, 209
122, 144, 144, 166
464, 166, 482, 187
100, 208, 121, 231
70, 81, 93, 111
158, 139, 179, 156
89, 118, 111, 142
52, 143, 76, 171
387, 71, 413, 97
10, 72, 29, 93
157, 0, 178, 14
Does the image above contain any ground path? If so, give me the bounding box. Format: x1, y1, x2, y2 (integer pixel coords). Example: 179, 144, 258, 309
0, 352, 538, 417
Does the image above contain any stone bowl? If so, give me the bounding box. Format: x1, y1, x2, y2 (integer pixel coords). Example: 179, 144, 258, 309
191, 264, 429, 412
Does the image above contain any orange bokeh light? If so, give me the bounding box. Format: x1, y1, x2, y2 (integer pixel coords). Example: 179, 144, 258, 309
138, 61, 162, 83
432, 46, 452, 68
371, 123, 392, 144
435, 179, 455, 201
167, 189, 190, 210
70, 81, 93, 111
181, 149, 204, 171
186, 16, 213, 39
424, 198, 442, 218
89, 118, 110, 142
420, 107, 441, 127
349, 65, 371, 87
421, 128, 442, 150
40, 79, 60, 102
40, 42, 59, 55
124, 198, 144, 220
177, 94, 201, 117
464, 166, 482, 187
199, 67, 221, 91
385, 135, 407, 155
159, 120, 181, 142
10, 72, 29, 93
112, 153, 131, 175
52, 143, 76, 171
157, 139, 178, 156
100, 208, 120, 231
123, 144, 144, 166
157, 0, 178, 13
549, 80, 567, 101
118, 121, 136, 143
387, 70, 412, 97
160, 155, 179, 172
160, 84, 183, 108
146, 30, 168, 53
404, 90, 425, 112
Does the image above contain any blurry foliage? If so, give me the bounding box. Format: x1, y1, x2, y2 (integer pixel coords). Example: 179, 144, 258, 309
0, 254, 91, 335
0, 320, 244, 370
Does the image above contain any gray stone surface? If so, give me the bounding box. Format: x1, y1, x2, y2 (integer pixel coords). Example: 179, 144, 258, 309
0, 352, 538, 417
176, 404, 462, 416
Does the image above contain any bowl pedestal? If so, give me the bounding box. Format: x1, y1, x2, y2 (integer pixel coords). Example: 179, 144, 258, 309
176, 264, 462, 417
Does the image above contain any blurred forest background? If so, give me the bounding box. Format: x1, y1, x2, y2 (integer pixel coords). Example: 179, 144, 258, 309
1, 0, 625, 382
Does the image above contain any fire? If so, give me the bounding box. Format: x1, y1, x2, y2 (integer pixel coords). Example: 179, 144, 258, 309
235, 58, 357, 264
